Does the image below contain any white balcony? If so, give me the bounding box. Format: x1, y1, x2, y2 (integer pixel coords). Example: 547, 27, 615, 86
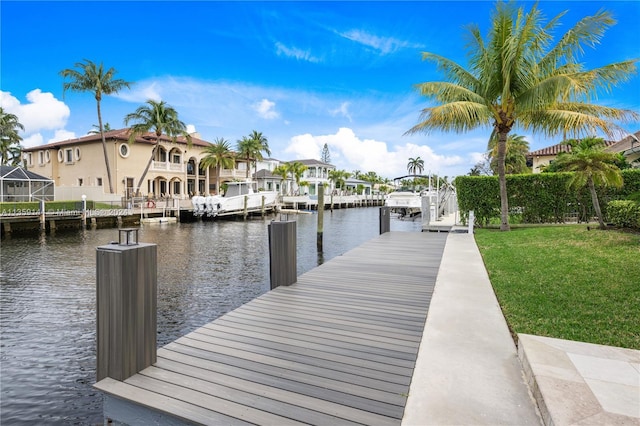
151, 161, 184, 173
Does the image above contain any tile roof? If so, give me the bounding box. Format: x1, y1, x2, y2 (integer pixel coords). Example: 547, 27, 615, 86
604, 131, 640, 154
528, 138, 619, 157
22, 128, 212, 152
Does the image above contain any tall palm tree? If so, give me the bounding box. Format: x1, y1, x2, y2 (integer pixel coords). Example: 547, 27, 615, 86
124, 100, 192, 195
200, 138, 235, 195
407, 157, 425, 176
406, 1, 638, 231
554, 137, 623, 230
237, 130, 271, 179
0, 108, 24, 166
60, 59, 133, 193
487, 134, 530, 175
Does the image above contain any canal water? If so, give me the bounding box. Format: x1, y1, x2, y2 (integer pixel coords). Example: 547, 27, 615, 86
0, 208, 421, 425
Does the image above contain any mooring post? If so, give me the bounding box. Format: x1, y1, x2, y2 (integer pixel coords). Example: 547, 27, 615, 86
268, 220, 297, 289
39, 199, 45, 231
261, 195, 266, 217
81, 195, 87, 228
243, 195, 248, 220
379, 206, 391, 234
317, 183, 324, 251
96, 228, 157, 382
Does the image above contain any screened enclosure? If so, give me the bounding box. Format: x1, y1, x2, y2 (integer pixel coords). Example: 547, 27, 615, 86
0, 166, 54, 202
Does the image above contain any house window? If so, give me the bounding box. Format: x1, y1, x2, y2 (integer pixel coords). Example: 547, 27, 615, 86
38, 151, 45, 165
25, 153, 32, 167
75, 147, 81, 161
173, 181, 181, 195
172, 154, 181, 164
96, 177, 103, 186
119, 143, 130, 158
78, 178, 83, 186
65, 148, 73, 163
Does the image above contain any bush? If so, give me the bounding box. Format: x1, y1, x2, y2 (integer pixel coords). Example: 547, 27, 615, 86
606, 200, 640, 229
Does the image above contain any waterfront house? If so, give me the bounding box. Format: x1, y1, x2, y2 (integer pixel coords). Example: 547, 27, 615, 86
294, 159, 335, 195
604, 131, 640, 168
21, 128, 216, 202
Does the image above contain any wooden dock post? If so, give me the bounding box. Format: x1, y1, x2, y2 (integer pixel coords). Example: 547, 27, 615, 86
379, 206, 390, 234
317, 183, 324, 251
39, 200, 45, 231
96, 229, 157, 382
268, 220, 296, 289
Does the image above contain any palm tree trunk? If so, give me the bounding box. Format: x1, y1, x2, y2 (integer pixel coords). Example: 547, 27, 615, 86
497, 131, 510, 231
96, 101, 114, 193
588, 177, 606, 230
136, 144, 157, 196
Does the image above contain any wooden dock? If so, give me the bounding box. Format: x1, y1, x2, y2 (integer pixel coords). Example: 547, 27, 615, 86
95, 231, 448, 425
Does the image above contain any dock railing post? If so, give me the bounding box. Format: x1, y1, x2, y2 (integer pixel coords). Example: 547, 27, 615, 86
379, 206, 390, 234
96, 229, 157, 382
268, 220, 297, 289
317, 183, 324, 251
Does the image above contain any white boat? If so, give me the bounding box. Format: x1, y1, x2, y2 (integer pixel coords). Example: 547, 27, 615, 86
192, 181, 278, 217
385, 190, 424, 217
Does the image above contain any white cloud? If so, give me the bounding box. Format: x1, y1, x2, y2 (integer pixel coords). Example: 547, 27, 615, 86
254, 99, 280, 120
275, 42, 320, 63
339, 30, 415, 55
50, 129, 76, 143
21, 133, 44, 149
286, 127, 464, 178
0, 89, 70, 135
186, 124, 197, 134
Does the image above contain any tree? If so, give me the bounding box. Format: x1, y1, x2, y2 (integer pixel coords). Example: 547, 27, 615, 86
286, 161, 308, 195
89, 122, 112, 134
406, 1, 638, 231
407, 157, 425, 176
487, 134, 530, 175
60, 59, 133, 193
553, 137, 623, 229
200, 138, 235, 195
328, 169, 351, 193
0, 108, 24, 166
124, 100, 192, 195
237, 130, 270, 179
273, 164, 290, 194
321, 143, 331, 163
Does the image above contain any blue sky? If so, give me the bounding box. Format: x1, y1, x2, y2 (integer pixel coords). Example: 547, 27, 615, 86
2, 0, 639, 179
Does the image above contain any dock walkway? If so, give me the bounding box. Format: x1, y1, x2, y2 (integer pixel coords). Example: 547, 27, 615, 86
96, 231, 449, 425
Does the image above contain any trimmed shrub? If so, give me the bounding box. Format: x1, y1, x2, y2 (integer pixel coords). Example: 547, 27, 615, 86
606, 200, 640, 229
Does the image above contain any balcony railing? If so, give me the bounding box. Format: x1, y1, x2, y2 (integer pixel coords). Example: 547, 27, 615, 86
151, 161, 184, 172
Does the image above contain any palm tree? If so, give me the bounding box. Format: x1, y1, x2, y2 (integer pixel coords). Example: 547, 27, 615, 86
407, 157, 425, 177
0, 108, 24, 166
554, 137, 623, 230
60, 59, 133, 193
89, 122, 112, 135
124, 100, 192, 195
286, 161, 308, 195
273, 164, 290, 195
487, 134, 530, 175
328, 169, 351, 193
406, 2, 638, 231
200, 138, 235, 195
237, 130, 270, 179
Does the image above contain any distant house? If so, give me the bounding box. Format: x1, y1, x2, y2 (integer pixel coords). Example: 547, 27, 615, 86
605, 131, 640, 168
345, 178, 373, 195
527, 136, 633, 173
0, 165, 54, 202
292, 159, 335, 195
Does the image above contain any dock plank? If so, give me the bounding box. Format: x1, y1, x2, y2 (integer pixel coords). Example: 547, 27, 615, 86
95, 231, 448, 425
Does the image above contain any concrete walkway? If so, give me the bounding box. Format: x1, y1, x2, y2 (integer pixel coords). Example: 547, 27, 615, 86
404, 216, 640, 425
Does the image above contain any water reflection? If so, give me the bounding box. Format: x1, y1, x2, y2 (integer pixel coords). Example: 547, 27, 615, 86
0, 208, 421, 424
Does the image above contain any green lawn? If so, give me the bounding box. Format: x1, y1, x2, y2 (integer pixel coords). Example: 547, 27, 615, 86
475, 225, 640, 350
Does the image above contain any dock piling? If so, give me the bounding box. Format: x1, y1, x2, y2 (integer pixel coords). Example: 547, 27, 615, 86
268, 220, 297, 289
96, 230, 157, 382
379, 206, 390, 234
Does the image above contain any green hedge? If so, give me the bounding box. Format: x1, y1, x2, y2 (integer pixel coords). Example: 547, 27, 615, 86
606, 200, 640, 229
455, 169, 640, 226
